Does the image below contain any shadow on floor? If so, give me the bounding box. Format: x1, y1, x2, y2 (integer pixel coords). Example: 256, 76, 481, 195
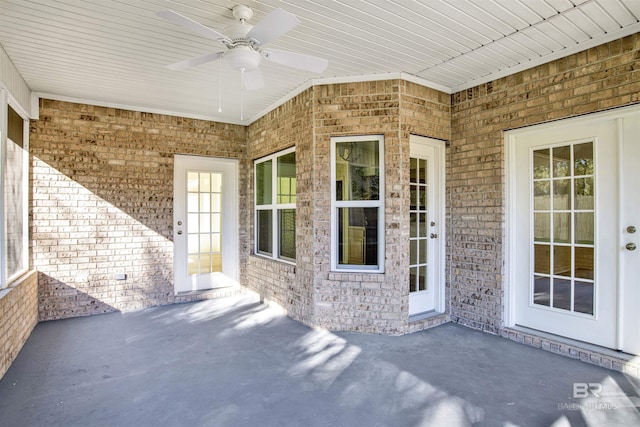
1, 293, 638, 427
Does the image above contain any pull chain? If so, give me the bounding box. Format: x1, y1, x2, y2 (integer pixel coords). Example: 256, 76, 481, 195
217, 57, 222, 113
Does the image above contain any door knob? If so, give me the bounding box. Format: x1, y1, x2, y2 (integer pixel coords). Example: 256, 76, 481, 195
626, 243, 636, 251
177, 230, 183, 235
627, 226, 636, 234
430, 233, 438, 239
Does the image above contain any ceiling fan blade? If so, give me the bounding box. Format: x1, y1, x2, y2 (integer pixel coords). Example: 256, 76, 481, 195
263, 49, 328, 73
166, 52, 223, 71
157, 10, 231, 44
243, 68, 264, 90
246, 8, 300, 46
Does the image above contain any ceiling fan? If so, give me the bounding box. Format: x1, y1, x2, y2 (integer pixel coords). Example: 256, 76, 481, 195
157, 5, 329, 92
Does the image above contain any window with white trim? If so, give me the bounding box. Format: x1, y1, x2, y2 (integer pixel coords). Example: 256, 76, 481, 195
254, 148, 296, 263
331, 135, 384, 272
1, 97, 29, 288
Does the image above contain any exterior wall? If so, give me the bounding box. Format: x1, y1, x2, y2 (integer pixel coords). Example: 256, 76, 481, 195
246, 90, 314, 323
400, 80, 452, 331
30, 99, 247, 320
0, 270, 38, 379
449, 33, 640, 332
245, 81, 451, 334
312, 81, 402, 333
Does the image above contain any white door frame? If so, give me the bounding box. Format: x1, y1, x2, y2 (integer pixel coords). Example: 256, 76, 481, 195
173, 155, 239, 293
409, 135, 446, 315
505, 104, 640, 354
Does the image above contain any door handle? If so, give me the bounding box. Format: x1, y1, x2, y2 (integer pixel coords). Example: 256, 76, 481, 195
626, 243, 636, 251
177, 230, 183, 235
430, 233, 438, 239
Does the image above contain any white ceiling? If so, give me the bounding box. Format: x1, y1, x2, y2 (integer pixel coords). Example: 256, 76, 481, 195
1, 0, 639, 125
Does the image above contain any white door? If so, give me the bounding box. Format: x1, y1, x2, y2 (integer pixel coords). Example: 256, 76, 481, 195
409, 135, 445, 316
174, 155, 239, 293
507, 106, 640, 354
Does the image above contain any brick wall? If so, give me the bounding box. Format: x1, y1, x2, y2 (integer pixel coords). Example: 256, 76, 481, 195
449, 34, 640, 332
0, 270, 38, 379
30, 100, 247, 320
246, 89, 314, 323
244, 80, 451, 333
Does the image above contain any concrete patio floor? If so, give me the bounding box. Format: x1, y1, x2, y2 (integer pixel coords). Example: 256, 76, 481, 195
1, 293, 639, 427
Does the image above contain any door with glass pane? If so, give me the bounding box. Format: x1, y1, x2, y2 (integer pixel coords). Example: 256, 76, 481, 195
174, 155, 238, 293
409, 136, 444, 316
509, 108, 640, 354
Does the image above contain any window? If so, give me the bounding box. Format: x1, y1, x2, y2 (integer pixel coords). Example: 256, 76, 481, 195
331, 135, 384, 272
1, 97, 29, 288
254, 148, 296, 262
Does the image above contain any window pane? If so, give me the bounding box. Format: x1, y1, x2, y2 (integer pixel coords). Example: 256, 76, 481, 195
410, 158, 418, 184
533, 181, 550, 210
574, 142, 593, 176
409, 267, 417, 292
187, 172, 199, 192
4, 134, 25, 277
575, 213, 594, 245
279, 209, 296, 260
199, 172, 210, 192
418, 265, 427, 291
534, 244, 550, 274
256, 160, 272, 205
533, 276, 550, 306
554, 246, 571, 276
534, 213, 550, 242
277, 152, 296, 204
552, 146, 571, 178
5, 106, 26, 278
575, 177, 594, 210
575, 247, 593, 280
574, 281, 594, 315
8, 105, 23, 147
553, 278, 572, 310
419, 239, 427, 264
553, 213, 571, 243
337, 207, 378, 266
410, 239, 417, 265
553, 179, 571, 210
335, 140, 380, 201
257, 210, 272, 255
533, 149, 550, 179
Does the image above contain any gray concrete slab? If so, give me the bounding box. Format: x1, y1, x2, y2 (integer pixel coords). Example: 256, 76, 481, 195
1, 293, 639, 427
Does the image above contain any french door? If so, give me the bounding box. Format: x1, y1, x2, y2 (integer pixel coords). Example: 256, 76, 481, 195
408, 135, 445, 316
507, 106, 640, 354
173, 155, 239, 293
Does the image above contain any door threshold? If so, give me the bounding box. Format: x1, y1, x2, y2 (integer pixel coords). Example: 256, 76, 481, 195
408, 311, 449, 333
175, 285, 238, 297
502, 326, 639, 377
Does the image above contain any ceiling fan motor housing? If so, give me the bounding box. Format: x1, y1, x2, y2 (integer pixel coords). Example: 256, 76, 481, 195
224, 45, 261, 71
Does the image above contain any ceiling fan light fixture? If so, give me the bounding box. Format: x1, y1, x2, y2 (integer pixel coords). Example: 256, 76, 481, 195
224, 46, 261, 71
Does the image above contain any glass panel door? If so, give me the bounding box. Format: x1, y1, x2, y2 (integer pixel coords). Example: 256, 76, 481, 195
186, 172, 223, 276
531, 143, 595, 315
409, 157, 429, 294
174, 155, 238, 293
408, 136, 444, 316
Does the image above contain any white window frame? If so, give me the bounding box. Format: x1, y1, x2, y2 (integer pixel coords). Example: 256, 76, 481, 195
330, 135, 385, 273
254, 147, 296, 264
0, 89, 30, 288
